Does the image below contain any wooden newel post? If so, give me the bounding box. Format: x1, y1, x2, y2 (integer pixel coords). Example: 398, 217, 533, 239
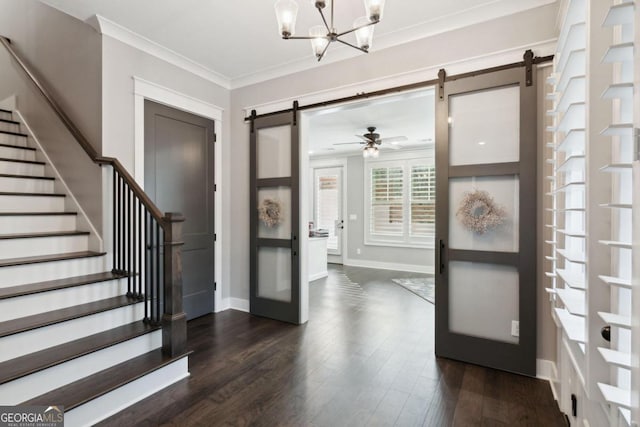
162, 212, 187, 357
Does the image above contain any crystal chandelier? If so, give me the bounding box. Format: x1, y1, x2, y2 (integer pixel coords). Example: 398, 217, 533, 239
274, 0, 386, 61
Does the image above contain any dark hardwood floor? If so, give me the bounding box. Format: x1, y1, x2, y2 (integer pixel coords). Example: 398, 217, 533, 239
99, 265, 566, 426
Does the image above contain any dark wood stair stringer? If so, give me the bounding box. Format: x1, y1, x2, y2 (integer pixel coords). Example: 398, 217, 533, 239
0, 321, 160, 385
22, 349, 192, 411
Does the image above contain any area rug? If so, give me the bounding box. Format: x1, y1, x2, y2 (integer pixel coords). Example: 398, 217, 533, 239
391, 277, 435, 304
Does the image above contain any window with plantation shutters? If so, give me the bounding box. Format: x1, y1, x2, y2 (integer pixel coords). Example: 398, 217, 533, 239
365, 157, 434, 247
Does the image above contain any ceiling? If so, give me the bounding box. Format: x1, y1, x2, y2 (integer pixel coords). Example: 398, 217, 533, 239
39, 0, 556, 87
307, 88, 434, 158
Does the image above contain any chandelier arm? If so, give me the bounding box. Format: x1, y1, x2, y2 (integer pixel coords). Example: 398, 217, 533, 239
336, 19, 377, 38
331, 0, 335, 30
336, 38, 368, 53
285, 36, 319, 40
317, 39, 332, 62
317, 8, 332, 33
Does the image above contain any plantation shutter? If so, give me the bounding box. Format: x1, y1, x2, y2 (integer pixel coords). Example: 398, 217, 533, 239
410, 165, 436, 237
370, 166, 404, 236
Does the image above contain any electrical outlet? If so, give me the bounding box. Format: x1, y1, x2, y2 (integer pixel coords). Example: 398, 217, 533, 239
356, 248, 361, 255
511, 320, 519, 337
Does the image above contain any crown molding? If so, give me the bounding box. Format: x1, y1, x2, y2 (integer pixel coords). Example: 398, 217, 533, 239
87, 14, 232, 90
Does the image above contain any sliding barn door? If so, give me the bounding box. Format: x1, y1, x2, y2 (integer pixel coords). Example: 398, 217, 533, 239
250, 111, 301, 324
435, 66, 537, 375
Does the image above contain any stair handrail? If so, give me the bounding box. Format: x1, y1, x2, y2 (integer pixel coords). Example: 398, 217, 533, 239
0, 35, 186, 357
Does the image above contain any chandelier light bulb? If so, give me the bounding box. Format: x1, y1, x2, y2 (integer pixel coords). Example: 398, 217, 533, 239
275, 0, 299, 37
354, 16, 374, 50
364, 0, 386, 21
309, 25, 329, 58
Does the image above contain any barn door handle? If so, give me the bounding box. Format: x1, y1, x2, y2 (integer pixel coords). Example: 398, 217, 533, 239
438, 240, 446, 274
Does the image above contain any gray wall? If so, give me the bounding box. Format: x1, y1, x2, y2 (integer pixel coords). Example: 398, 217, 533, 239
0, 0, 103, 233
231, 4, 558, 361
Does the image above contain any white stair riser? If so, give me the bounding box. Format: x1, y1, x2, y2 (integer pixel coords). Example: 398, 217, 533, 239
0, 195, 65, 212
0, 146, 35, 161
0, 133, 27, 147
66, 357, 189, 427
0, 214, 76, 235
0, 330, 162, 405
0, 278, 128, 322
0, 112, 11, 121
0, 160, 44, 176
0, 303, 145, 362
0, 177, 53, 193
0, 234, 88, 259
0, 122, 20, 133
0, 256, 106, 287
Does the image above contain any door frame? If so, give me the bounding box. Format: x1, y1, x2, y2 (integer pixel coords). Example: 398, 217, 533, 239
132, 77, 225, 312
309, 157, 348, 264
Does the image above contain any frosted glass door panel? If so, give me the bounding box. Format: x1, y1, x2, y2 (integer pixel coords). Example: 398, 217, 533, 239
449, 261, 519, 344
449, 86, 520, 166
257, 247, 292, 302
449, 176, 519, 252
257, 126, 291, 178
258, 187, 291, 239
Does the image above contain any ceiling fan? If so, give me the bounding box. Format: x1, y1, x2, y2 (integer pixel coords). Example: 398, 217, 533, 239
333, 127, 408, 157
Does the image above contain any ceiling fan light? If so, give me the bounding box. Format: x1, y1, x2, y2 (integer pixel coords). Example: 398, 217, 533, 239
354, 16, 374, 50
309, 25, 329, 58
364, 0, 385, 21
371, 146, 380, 158
275, 0, 299, 38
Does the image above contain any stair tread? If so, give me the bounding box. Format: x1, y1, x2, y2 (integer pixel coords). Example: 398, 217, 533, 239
22, 349, 190, 410
0, 173, 53, 180
0, 130, 27, 137
0, 250, 104, 268
0, 108, 11, 114
0, 191, 65, 197
0, 142, 34, 151
0, 230, 89, 240
0, 211, 77, 216
0, 321, 159, 385
0, 118, 19, 125
0, 271, 126, 300
0, 295, 139, 338
0, 157, 44, 165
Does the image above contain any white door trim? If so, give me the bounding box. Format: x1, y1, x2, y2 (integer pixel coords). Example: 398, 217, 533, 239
133, 76, 225, 313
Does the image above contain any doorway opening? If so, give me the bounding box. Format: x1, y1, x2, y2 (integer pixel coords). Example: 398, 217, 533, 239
303, 88, 436, 308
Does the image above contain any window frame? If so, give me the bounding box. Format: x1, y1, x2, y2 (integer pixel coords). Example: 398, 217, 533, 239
364, 152, 435, 249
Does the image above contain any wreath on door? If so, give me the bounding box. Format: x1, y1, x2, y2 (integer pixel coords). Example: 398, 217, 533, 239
258, 198, 283, 228
456, 189, 506, 234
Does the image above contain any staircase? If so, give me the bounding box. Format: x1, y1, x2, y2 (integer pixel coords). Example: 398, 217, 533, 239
0, 108, 189, 426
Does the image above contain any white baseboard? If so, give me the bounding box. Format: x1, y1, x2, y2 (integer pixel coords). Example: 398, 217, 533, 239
343, 258, 434, 274
536, 358, 558, 401
229, 298, 249, 313
215, 297, 230, 313
309, 271, 328, 281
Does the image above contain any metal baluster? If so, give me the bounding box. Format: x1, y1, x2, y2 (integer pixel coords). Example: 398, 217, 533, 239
156, 221, 161, 324
112, 168, 117, 273
144, 210, 149, 323
126, 183, 131, 296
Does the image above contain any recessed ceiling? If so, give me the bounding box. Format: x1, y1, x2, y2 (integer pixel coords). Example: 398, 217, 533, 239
307, 88, 434, 157
39, 0, 556, 87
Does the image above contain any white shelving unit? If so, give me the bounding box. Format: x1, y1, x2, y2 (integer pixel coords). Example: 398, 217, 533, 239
547, 1, 636, 425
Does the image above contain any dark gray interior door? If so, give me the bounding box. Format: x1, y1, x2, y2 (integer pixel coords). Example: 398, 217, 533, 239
144, 100, 215, 320
435, 66, 537, 376
250, 111, 300, 324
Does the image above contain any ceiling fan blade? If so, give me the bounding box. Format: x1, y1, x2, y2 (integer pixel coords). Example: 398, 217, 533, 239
388, 144, 403, 150
333, 141, 364, 146
355, 135, 371, 142
379, 136, 408, 144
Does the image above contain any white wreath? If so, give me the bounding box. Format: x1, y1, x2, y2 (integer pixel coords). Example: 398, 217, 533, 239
258, 198, 283, 228
456, 189, 507, 234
